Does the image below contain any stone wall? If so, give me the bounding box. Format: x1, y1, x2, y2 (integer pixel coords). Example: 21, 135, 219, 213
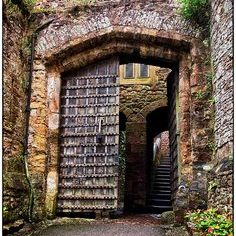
3, 2, 29, 223
159, 131, 169, 157
208, 165, 233, 218
33, 0, 178, 12
120, 67, 170, 210
209, 0, 233, 216
120, 67, 171, 122
211, 0, 233, 163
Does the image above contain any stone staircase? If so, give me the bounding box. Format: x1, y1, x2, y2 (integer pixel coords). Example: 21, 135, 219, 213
147, 156, 172, 213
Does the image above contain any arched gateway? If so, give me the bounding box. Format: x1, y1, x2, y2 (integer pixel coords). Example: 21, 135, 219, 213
28, 1, 211, 220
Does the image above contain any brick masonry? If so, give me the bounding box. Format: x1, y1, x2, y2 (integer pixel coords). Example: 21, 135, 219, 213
33, 0, 202, 59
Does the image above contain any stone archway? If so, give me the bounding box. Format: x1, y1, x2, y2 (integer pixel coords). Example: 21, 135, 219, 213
28, 3, 211, 220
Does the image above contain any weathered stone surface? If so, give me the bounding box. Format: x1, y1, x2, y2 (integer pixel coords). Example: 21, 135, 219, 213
207, 160, 233, 218
3, 2, 29, 224
211, 0, 233, 157
160, 211, 175, 225
208, 0, 233, 217
33, 0, 202, 58
120, 67, 170, 122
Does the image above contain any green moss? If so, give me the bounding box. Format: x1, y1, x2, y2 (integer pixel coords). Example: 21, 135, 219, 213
31, 7, 57, 14
69, 0, 96, 5
4, 155, 25, 173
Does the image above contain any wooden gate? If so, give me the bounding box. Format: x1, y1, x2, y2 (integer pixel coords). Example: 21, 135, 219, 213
167, 70, 179, 203
57, 57, 119, 214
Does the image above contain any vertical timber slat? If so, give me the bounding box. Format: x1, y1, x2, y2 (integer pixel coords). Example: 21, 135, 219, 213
57, 57, 119, 213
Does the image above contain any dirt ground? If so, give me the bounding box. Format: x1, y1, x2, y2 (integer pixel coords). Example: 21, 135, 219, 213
30, 214, 166, 236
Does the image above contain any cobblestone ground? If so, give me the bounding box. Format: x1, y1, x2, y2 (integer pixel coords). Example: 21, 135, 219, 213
31, 214, 165, 236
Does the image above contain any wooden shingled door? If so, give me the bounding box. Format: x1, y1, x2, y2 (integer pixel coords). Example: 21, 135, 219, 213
57, 57, 120, 215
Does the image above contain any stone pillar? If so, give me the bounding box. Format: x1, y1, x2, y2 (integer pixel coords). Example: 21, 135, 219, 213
173, 55, 192, 214
28, 60, 48, 220
45, 68, 61, 218
189, 40, 212, 210
124, 122, 146, 211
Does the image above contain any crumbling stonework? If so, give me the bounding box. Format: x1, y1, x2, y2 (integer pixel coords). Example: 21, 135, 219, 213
208, 164, 233, 218
208, 0, 233, 217
3, 2, 29, 223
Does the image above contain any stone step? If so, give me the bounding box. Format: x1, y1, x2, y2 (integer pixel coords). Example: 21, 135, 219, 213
152, 177, 170, 181
151, 189, 171, 194
152, 188, 171, 192
154, 173, 171, 177
152, 182, 171, 187
153, 164, 171, 171
153, 173, 171, 177
148, 199, 172, 206
154, 168, 171, 172
146, 205, 173, 214
148, 193, 171, 200
159, 162, 171, 165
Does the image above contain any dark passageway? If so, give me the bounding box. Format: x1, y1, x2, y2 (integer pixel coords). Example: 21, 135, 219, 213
146, 107, 172, 213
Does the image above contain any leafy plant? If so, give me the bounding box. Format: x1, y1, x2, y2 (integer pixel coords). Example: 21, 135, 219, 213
178, 0, 210, 26
195, 90, 205, 100
207, 141, 216, 152
67, 0, 95, 6
208, 181, 218, 191
3, 206, 8, 214
185, 208, 233, 236
208, 98, 215, 106
23, 0, 36, 8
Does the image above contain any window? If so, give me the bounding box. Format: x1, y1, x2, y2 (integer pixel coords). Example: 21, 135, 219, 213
124, 63, 134, 78
140, 64, 149, 77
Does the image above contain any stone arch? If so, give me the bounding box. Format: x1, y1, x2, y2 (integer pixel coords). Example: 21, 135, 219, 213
119, 105, 133, 121
27, 2, 211, 219
140, 100, 167, 119
120, 105, 145, 123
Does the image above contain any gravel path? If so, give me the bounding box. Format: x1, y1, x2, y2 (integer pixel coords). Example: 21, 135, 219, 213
32, 215, 165, 236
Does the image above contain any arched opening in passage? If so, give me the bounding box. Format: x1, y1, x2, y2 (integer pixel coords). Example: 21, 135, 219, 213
146, 107, 172, 213
117, 59, 176, 214
56, 55, 178, 216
